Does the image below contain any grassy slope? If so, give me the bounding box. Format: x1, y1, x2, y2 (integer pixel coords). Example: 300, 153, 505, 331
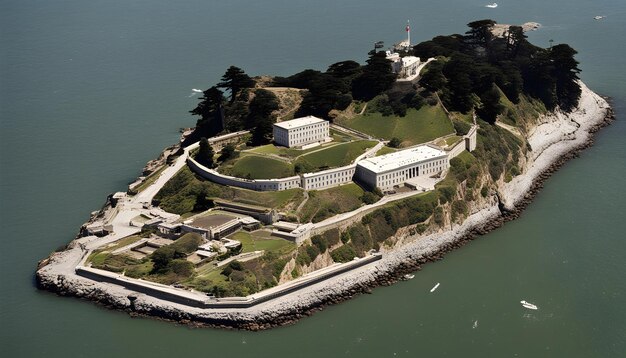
294, 140, 377, 170
229, 231, 296, 254
375, 146, 397, 156
336, 104, 454, 146
299, 183, 366, 223
230, 155, 294, 179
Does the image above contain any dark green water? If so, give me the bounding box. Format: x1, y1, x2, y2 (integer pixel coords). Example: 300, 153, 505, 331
1, 1, 624, 357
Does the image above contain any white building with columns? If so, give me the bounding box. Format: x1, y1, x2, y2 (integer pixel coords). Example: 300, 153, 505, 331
273, 116, 330, 148
355, 145, 449, 191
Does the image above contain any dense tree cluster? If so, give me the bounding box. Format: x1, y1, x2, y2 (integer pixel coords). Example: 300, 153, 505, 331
188, 66, 281, 146
414, 19, 581, 123
272, 53, 398, 120
186, 22, 582, 145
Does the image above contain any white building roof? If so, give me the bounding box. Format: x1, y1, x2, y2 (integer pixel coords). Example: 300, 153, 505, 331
273, 116, 326, 130
401, 56, 420, 66
357, 145, 447, 174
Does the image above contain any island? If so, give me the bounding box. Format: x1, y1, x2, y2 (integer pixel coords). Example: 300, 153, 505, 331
36, 19, 614, 330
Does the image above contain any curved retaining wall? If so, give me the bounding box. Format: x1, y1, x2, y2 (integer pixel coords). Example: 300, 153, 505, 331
188, 156, 358, 192
187, 157, 301, 191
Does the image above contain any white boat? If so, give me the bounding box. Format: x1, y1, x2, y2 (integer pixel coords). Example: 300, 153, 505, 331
430, 283, 440, 292
472, 320, 479, 329
403, 274, 415, 280
594, 15, 606, 20
486, 3, 498, 8
520, 300, 538, 310
192, 88, 203, 93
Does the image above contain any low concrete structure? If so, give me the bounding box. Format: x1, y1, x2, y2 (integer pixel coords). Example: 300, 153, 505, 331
273, 116, 330, 148
213, 200, 278, 224
272, 222, 313, 244
355, 145, 449, 191
208, 130, 249, 151
447, 124, 478, 160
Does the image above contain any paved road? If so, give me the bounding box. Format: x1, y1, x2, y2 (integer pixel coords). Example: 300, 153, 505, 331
135, 142, 198, 204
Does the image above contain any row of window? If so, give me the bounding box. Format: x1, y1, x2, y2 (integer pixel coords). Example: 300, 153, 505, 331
376, 160, 446, 188
305, 170, 354, 189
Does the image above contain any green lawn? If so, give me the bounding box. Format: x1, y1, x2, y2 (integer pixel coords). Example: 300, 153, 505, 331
294, 140, 377, 170
247, 144, 281, 155
222, 155, 294, 179
229, 231, 296, 254
299, 183, 369, 223
376, 146, 397, 156
336, 104, 454, 146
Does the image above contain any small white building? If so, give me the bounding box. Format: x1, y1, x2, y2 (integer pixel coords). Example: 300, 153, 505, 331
386, 52, 421, 80
273, 116, 330, 148
355, 145, 448, 191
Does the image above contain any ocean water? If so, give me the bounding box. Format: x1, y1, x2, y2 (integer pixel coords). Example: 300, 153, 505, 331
1, 1, 624, 357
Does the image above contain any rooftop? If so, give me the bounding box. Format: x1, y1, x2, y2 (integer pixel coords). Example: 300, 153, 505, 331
401, 56, 420, 66
273, 116, 326, 130
357, 145, 447, 174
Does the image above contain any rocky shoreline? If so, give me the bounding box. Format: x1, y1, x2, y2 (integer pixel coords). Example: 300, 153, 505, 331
36, 83, 614, 331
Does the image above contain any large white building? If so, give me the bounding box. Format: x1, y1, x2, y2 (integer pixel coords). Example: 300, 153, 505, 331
386, 52, 421, 80
355, 145, 448, 191
273, 116, 330, 148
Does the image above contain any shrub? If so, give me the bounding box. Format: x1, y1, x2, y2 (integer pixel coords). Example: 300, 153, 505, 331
151, 247, 176, 274
218, 143, 238, 162
169, 259, 194, 277
481, 186, 488, 197
311, 235, 329, 253
306, 245, 320, 261
348, 224, 373, 255
323, 229, 340, 246
361, 191, 380, 205
452, 120, 471, 136
437, 186, 456, 204
388, 137, 401, 148
331, 244, 357, 263
169, 233, 203, 254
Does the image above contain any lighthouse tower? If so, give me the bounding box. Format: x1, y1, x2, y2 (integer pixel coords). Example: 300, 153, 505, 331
406, 20, 411, 46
